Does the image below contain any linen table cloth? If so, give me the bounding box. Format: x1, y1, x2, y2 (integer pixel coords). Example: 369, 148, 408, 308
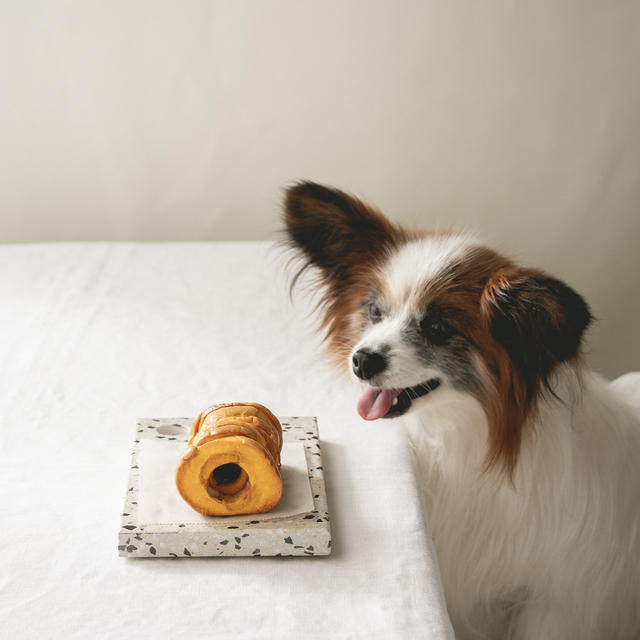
0, 242, 454, 639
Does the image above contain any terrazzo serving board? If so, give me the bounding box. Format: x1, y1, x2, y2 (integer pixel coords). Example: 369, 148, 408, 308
119, 416, 331, 557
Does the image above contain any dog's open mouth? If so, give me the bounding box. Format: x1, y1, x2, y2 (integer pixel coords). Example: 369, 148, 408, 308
357, 378, 441, 421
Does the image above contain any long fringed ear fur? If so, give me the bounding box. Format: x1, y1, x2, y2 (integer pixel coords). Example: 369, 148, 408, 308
283, 181, 406, 287
479, 268, 593, 475
283, 181, 410, 360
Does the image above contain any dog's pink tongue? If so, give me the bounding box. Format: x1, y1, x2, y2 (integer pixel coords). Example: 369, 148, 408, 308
357, 387, 402, 421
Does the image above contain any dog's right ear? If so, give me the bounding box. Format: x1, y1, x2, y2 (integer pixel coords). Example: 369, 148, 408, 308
283, 181, 404, 285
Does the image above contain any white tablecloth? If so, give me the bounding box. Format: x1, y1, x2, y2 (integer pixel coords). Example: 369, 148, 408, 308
0, 243, 454, 639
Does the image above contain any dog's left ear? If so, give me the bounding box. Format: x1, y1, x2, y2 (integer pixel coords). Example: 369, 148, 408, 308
481, 268, 593, 396
283, 181, 404, 286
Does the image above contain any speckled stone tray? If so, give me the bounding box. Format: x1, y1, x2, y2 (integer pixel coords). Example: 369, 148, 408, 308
118, 416, 331, 557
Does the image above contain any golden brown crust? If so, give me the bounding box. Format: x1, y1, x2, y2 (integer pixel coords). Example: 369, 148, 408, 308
194, 421, 280, 468
198, 412, 281, 453
189, 402, 283, 449
176, 402, 284, 516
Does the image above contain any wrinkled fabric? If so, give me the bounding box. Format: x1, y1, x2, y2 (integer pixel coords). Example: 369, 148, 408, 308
0, 242, 454, 640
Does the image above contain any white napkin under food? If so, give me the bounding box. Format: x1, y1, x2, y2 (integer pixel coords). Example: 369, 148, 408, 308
137, 439, 314, 525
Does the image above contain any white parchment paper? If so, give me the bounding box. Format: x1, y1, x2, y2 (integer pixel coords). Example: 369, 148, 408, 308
137, 439, 314, 525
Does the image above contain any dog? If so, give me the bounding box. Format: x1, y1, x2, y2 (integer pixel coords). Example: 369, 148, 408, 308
284, 181, 640, 639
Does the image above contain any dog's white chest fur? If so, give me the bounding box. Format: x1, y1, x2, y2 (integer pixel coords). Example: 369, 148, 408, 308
405, 366, 640, 639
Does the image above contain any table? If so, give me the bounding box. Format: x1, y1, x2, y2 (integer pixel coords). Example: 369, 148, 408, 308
0, 242, 454, 639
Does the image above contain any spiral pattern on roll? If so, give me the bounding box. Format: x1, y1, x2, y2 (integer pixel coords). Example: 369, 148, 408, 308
175, 402, 283, 516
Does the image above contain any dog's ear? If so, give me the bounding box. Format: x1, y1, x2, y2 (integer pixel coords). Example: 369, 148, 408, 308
481, 268, 592, 398
479, 268, 592, 476
283, 181, 404, 285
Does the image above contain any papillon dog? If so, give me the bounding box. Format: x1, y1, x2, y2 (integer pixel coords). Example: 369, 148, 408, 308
284, 181, 640, 639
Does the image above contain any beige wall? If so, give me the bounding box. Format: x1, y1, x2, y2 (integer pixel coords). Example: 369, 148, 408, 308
1, 1, 639, 377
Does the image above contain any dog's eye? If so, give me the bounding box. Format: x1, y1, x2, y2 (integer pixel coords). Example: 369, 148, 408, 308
368, 302, 382, 323
420, 318, 454, 345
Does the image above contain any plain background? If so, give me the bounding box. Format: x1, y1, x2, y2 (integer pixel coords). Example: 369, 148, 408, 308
1, 0, 639, 378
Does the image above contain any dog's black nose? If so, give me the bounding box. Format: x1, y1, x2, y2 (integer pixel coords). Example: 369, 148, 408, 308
352, 349, 387, 380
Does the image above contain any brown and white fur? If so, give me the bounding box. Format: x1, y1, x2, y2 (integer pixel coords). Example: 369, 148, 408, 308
284, 181, 640, 639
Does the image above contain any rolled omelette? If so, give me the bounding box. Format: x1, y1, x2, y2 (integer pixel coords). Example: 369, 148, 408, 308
175, 402, 283, 516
